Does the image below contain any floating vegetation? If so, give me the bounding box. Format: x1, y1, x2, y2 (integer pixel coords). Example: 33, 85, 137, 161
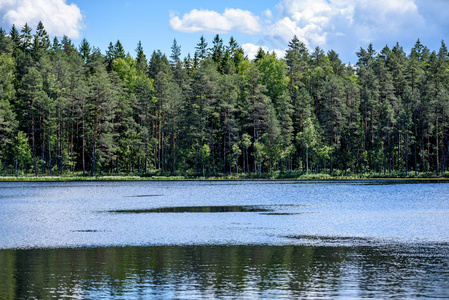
287, 235, 372, 241
285, 235, 379, 246
109, 205, 273, 214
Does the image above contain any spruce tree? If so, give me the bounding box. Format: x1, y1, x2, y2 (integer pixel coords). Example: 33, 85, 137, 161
135, 41, 147, 73
170, 39, 181, 65
79, 38, 91, 62
195, 36, 208, 60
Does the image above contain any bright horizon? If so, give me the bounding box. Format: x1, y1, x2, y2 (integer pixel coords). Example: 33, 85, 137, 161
0, 0, 448, 63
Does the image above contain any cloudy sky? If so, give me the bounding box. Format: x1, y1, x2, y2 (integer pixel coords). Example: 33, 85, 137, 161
0, 0, 448, 63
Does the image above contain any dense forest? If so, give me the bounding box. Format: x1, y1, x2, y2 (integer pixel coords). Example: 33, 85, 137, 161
0, 22, 448, 177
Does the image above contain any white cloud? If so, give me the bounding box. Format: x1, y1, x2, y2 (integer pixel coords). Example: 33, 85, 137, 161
272, 48, 286, 59
352, 0, 423, 40
270, 0, 349, 48
0, 0, 83, 38
242, 43, 267, 60
262, 9, 273, 19
267, 0, 425, 55
169, 1, 448, 62
170, 8, 261, 34
266, 16, 327, 49
242, 43, 285, 60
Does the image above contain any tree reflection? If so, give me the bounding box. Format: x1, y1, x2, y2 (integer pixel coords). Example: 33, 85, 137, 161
0, 244, 448, 299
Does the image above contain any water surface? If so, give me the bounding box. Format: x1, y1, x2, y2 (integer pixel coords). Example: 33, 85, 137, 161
0, 180, 448, 298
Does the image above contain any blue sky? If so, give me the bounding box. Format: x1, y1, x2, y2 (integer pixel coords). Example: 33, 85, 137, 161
0, 0, 448, 63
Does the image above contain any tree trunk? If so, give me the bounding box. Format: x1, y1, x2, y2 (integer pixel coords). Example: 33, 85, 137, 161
42, 126, 45, 174
436, 117, 439, 174
48, 133, 51, 175
405, 130, 408, 176
144, 141, 148, 174
414, 124, 417, 176
91, 113, 98, 177
171, 124, 176, 175
306, 145, 309, 174
246, 147, 249, 175
91, 143, 96, 177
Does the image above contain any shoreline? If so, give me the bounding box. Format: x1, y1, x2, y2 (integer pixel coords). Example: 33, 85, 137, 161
1, 175, 448, 182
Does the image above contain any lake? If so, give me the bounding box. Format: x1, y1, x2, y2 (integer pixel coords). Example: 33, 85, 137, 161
0, 180, 448, 298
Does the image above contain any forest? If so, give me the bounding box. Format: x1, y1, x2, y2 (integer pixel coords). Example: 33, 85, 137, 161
0, 22, 448, 178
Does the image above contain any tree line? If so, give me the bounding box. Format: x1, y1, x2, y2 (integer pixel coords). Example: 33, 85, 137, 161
0, 22, 448, 177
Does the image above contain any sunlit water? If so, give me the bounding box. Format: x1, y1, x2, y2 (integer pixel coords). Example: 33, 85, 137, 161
0, 180, 448, 298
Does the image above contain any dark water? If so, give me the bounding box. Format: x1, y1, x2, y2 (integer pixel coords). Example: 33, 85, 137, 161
0, 180, 448, 299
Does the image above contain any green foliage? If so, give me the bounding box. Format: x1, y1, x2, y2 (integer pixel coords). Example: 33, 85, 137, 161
1, 23, 449, 178
112, 55, 150, 91
170, 39, 181, 65
14, 131, 32, 174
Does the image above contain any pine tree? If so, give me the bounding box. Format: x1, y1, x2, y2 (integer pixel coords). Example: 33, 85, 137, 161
0, 23, 449, 177
187, 59, 220, 174
217, 73, 239, 173
0, 53, 18, 168
18, 67, 48, 174
134, 75, 155, 173
357, 44, 380, 169
88, 64, 119, 176
320, 75, 346, 173
341, 77, 362, 174
375, 49, 398, 173
73, 78, 90, 175
0, 98, 17, 167
151, 53, 182, 172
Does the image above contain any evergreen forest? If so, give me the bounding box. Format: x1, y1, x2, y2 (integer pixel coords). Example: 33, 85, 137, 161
1, 22, 449, 178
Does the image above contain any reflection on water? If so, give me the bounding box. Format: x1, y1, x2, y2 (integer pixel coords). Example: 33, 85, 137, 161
0, 244, 448, 299
1, 180, 449, 298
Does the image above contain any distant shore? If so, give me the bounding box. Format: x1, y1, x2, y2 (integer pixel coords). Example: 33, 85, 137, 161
1, 174, 449, 182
